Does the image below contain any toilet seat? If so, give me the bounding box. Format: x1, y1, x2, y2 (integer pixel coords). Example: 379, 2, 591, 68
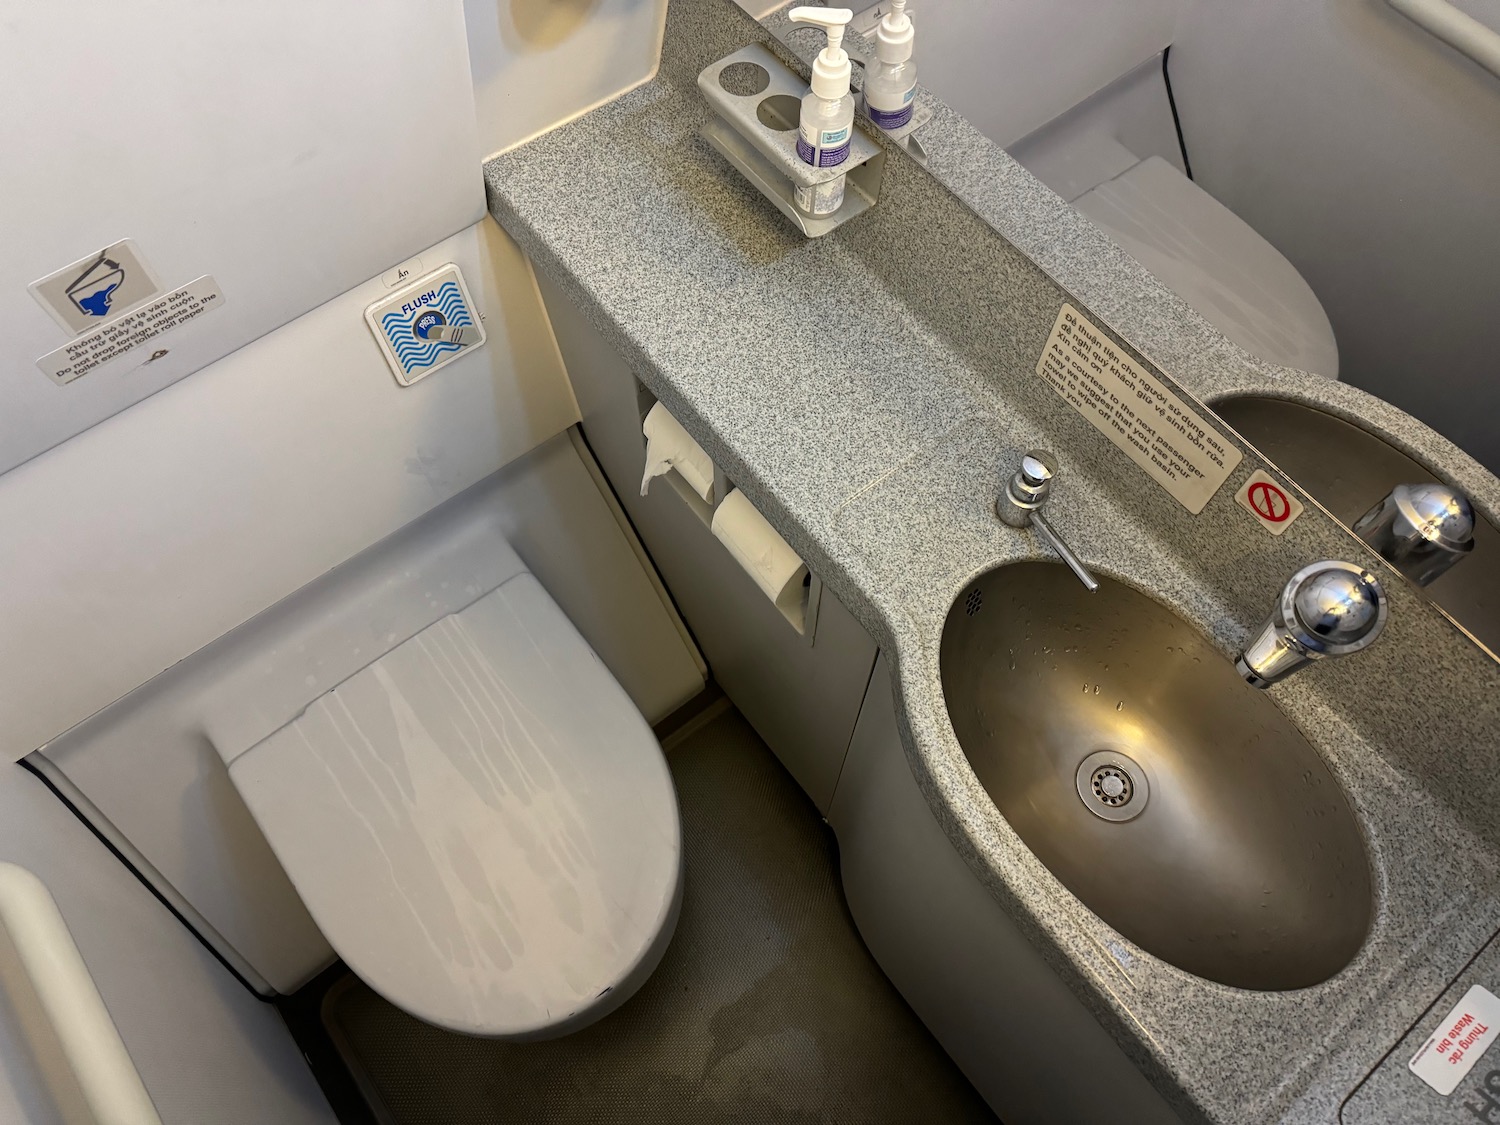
1074, 156, 1340, 380
226, 571, 683, 1039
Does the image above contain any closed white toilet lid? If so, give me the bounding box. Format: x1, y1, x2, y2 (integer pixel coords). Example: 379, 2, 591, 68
1074, 156, 1339, 379
228, 572, 682, 1038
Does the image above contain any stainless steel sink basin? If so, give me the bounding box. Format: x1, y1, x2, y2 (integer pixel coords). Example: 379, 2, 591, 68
1214, 396, 1499, 657
940, 562, 1371, 991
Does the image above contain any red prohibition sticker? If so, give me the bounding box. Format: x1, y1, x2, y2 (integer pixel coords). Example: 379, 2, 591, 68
1248, 481, 1291, 521
1234, 469, 1304, 535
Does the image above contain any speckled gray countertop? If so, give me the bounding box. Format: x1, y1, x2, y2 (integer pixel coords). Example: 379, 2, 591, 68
1343, 933, 1500, 1123
484, 1, 1500, 1120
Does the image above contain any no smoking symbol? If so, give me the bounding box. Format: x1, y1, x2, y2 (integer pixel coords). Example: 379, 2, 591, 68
1247, 480, 1291, 522
1235, 469, 1303, 535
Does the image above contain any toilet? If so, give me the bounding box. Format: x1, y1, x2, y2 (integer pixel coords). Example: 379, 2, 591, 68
217, 540, 683, 1039
1070, 148, 1340, 379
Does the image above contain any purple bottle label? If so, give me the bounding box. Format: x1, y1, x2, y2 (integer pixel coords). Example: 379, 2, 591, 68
869, 103, 914, 129
797, 136, 851, 167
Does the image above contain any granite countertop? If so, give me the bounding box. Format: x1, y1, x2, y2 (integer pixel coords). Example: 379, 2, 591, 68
760, 10, 1500, 531
483, 1, 1500, 1120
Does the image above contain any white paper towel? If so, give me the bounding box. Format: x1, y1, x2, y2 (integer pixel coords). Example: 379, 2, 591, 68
641, 402, 715, 503
711, 489, 809, 626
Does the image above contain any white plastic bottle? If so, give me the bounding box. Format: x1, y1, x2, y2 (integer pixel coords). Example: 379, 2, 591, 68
788, 7, 855, 216
864, 0, 916, 131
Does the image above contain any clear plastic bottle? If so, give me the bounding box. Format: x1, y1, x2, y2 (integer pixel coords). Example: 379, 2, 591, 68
864, 0, 916, 130
788, 7, 855, 215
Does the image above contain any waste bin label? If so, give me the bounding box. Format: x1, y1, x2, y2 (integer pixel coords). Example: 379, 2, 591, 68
1409, 984, 1500, 1096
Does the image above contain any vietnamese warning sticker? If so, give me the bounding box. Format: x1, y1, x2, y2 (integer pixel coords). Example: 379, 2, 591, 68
1234, 468, 1305, 535
30, 239, 165, 335
35, 276, 224, 385
1036, 304, 1242, 514
364, 264, 485, 387
1409, 985, 1500, 1095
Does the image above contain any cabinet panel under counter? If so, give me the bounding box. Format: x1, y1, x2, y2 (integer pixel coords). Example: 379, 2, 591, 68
829, 653, 1184, 1124
541, 273, 877, 813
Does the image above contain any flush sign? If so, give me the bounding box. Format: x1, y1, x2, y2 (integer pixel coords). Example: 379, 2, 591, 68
364, 264, 485, 387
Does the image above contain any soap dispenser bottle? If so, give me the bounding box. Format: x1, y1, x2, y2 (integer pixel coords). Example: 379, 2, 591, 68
788, 6, 855, 216
864, 0, 916, 130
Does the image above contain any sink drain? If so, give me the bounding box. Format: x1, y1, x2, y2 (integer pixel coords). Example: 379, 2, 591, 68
1090, 764, 1133, 806
1075, 750, 1149, 822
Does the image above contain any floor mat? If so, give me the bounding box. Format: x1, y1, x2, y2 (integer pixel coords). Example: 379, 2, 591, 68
323, 706, 996, 1124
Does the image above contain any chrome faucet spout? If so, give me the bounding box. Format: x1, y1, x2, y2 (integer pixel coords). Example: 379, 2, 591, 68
1235, 561, 1388, 688
996, 450, 1098, 591
1353, 482, 1475, 586
1030, 511, 1100, 592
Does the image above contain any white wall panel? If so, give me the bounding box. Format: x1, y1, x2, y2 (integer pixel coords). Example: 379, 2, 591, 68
0, 1, 484, 472
0, 219, 578, 763
1169, 0, 1500, 471
464, 0, 668, 157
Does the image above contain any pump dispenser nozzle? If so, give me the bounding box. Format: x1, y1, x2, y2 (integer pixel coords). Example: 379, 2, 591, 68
788, 7, 854, 99
876, 0, 914, 61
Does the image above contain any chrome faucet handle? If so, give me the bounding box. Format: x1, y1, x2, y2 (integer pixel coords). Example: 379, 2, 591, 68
1236, 561, 1388, 689
996, 450, 1099, 591
1353, 482, 1475, 586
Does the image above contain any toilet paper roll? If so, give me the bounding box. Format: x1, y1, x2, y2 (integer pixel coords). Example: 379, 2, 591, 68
711, 490, 809, 622
640, 402, 716, 503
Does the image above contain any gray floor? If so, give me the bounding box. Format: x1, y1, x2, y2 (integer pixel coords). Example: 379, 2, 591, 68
323, 705, 996, 1124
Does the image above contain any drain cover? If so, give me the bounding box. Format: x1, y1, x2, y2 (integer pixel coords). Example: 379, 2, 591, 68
1075, 750, 1149, 822
1090, 765, 1132, 806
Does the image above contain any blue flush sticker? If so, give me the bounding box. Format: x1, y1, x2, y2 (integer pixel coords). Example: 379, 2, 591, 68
364, 264, 486, 386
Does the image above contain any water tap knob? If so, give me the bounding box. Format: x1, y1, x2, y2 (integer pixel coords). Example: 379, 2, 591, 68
1236, 561, 1388, 688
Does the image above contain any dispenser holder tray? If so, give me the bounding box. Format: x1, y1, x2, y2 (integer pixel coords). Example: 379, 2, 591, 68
698, 44, 885, 238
